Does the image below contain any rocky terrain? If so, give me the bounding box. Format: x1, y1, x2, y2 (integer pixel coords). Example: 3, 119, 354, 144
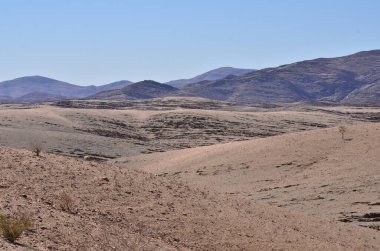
0, 146, 379, 250
125, 123, 380, 232
1, 1, 379, 249
175, 50, 380, 105
0, 102, 379, 250
0, 102, 376, 160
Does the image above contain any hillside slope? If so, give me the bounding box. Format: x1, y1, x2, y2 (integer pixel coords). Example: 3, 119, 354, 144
95, 80, 133, 92
125, 123, 380, 230
0, 76, 89, 98
15, 92, 67, 102
0, 146, 379, 250
166, 67, 254, 88
89, 80, 178, 100
175, 50, 380, 104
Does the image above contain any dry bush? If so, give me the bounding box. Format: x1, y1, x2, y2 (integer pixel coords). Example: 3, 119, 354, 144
338, 126, 347, 140
0, 212, 33, 243
30, 143, 43, 157
58, 192, 75, 213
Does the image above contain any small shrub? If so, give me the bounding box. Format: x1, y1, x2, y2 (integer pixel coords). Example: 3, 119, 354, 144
59, 192, 74, 213
0, 212, 33, 243
31, 143, 43, 157
338, 126, 347, 140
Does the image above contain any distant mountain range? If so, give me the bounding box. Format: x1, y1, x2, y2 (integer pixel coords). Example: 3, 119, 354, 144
1, 50, 380, 105
165, 67, 255, 88
0, 76, 133, 99
0, 67, 252, 102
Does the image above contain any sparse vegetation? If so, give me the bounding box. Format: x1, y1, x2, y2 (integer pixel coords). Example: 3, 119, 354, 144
0, 212, 33, 243
59, 191, 75, 213
31, 142, 43, 156
338, 126, 347, 140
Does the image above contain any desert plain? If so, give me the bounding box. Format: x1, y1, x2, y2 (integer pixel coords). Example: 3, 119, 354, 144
0, 98, 379, 250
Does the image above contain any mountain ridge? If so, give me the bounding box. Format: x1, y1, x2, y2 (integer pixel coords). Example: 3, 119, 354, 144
1, 50, 380, 105
175, 49, 380, 105
166, 67, 255, 88
89, 80, 178, 100
0, 76, 133, 99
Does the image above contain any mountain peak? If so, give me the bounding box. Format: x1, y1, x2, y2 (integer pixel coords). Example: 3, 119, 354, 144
3, 75, 66, 84
89, 80, 177, 100
134, 80, 161, 84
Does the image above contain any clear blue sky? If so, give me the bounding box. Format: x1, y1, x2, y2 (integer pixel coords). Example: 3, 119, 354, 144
0, 0, 379, 85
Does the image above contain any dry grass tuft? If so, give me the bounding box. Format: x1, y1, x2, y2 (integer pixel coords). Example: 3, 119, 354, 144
58, 191, 75, 213
0, 212, 33, 243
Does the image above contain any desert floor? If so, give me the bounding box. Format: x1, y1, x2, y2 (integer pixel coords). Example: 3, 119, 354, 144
0, 100, 379, 250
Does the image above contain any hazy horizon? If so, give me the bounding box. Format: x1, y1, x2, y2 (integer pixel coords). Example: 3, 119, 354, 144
0, 0, 379, 86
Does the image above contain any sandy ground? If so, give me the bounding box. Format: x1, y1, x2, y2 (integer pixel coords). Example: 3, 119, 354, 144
0, 146, 379, 250
0, 104, 373, 159
0, 102, 379, 250
124, 123, 380, 231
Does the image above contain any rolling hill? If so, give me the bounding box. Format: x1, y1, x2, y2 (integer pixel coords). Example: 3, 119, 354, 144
1, 143, 379, 250
124, 123, 380, 231
89, 80, 178, 100
0, 76, 132, 99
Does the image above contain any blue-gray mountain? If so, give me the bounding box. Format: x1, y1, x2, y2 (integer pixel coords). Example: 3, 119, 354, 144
89, 80, 177, 100
166, 67, 255, 88
0, 76, 133, 99
2, 50, 380, 105
175, 50, 380, 105
0, 67, 252, 102
16, 92, 68, 103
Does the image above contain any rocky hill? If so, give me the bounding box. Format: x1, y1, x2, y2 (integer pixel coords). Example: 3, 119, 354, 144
89, 80, 178, 100
175, 50, 380, 105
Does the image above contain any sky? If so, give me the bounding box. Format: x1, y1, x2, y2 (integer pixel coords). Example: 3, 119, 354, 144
0, 0, 379, 86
